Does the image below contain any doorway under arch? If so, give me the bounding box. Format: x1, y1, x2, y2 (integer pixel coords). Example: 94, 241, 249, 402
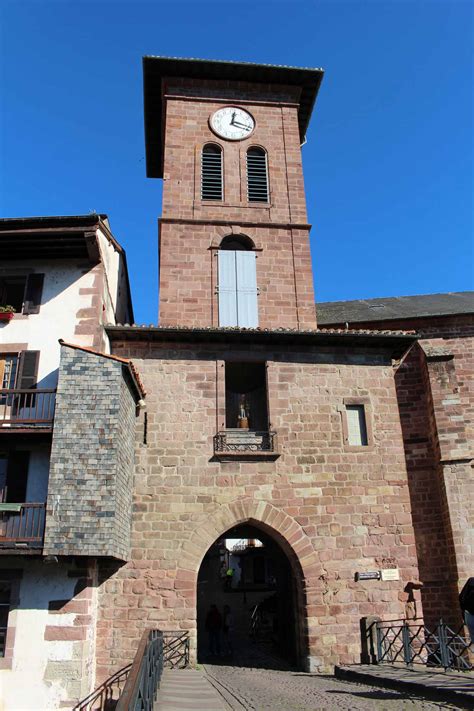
196, 521, 308, 670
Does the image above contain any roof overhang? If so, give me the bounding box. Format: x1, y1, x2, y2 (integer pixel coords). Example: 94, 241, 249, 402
106, 325, 417, 360
143, 56, 324, 178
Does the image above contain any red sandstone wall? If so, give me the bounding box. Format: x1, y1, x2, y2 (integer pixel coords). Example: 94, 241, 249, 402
157, 78, 316, 329
95, 341, 421, 677
322, 314, 474, 626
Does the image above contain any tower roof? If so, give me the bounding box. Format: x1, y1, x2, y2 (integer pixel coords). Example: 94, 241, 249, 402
143, 56, 324, 178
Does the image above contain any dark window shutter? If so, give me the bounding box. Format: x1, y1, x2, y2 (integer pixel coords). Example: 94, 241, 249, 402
23, 274, 44, 314
5, 452, 30, 503
202, 144, 223, 200
17, 351, 39, 390
247, 147, 269, 202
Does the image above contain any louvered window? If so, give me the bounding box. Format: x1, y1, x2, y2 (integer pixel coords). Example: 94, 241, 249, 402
201, 144, 223, 200
247, 147, 269, 202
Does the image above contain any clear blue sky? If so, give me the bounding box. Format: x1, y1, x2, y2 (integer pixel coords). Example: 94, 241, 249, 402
1, 0, 472, 324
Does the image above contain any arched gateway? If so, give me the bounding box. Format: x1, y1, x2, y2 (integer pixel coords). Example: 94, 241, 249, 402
176, 500, 320, 671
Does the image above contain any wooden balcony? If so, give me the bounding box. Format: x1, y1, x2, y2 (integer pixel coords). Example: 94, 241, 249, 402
0, 503, 46, 550
0, 389, 56, 433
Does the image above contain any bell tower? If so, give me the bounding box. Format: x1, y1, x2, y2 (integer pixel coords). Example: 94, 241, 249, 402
143, 57, 324, 330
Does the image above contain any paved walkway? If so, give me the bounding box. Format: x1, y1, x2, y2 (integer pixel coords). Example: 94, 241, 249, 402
154, 669, 226, 711
204, 664, 467, 710
336, 664, 474, 708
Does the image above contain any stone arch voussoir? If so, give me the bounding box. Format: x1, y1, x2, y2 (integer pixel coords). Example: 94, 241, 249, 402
179, 499, 320, 585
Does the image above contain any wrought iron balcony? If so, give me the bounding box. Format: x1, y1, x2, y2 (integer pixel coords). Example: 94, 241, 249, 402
0, 389, 56, 431
213, 429, 279, 460
0, 503, 46, 549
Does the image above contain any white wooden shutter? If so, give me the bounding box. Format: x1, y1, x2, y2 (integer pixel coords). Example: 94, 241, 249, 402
236, 251, 258, 328
218, 251, 238, 326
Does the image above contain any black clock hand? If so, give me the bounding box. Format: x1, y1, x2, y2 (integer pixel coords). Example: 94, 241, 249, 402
233, 121, 251, 131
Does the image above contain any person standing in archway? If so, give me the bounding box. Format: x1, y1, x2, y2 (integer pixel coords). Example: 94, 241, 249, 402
205, 604, 222, 656
222, 604, 234, 657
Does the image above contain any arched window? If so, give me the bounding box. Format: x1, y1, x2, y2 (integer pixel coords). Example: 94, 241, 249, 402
247, 147, 269, 203
218, 235, 258, 328
201, 144, 223, 200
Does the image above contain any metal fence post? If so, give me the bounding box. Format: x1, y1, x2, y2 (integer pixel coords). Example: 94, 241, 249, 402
402, 622, 412, 665
438, 620, 451, 669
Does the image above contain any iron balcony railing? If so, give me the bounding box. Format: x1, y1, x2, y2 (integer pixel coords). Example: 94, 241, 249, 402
375, 618, 473, 671
214, 430, 277, 453
0, 389, 56, 429
0, 503, 46, 547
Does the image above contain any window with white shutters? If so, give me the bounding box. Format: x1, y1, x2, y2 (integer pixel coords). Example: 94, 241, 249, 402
247, 147, 269, 202
218, 249, 258, 328
201, 144, 223, 200
345, 404, 368, 446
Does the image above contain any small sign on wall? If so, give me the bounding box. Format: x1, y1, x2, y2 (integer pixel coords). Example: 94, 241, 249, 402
380, 568, 400, 581
355, 568, 400, 582
355, 571, 380, 581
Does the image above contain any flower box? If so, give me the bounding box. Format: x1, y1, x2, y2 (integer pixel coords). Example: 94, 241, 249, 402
0, 312, 14, 322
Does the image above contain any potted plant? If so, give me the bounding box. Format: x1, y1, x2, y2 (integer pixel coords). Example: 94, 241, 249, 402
0, 306, 16, 322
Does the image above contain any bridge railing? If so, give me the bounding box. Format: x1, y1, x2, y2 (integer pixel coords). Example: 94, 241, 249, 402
375, 618, 472, 671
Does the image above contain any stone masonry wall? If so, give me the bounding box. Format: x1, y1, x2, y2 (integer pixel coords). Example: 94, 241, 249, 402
95, 339, 422, 678
158, 78, 317, 330
44, 345, 137, 560
334, 315, 474, 626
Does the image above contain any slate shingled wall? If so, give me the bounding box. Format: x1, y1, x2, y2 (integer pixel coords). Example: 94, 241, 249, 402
44, 345, 137, 560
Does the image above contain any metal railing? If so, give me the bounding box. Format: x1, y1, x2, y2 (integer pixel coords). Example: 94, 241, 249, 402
375, 619, 472, 671
0, 389, 56, 428
0, 503, 45, 546
74, 631, 189, 711
163, 630, 190, 668
214, 430, 277, 453
73, 664, 132, 711
116, 629, 163, 711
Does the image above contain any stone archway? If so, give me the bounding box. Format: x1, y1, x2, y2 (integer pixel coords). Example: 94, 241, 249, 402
176, 500, 322, 671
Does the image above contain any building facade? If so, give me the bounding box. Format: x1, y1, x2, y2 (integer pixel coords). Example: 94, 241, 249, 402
0, 59, 472, 710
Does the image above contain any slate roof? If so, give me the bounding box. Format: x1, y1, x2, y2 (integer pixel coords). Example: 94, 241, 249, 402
143, 56, 324, 178
316, 292, 474, 325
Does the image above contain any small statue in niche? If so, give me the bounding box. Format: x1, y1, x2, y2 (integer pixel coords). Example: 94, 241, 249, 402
237, 394, 250, 429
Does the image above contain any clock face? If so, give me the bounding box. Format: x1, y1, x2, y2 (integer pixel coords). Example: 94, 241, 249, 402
210, 107, 255, 141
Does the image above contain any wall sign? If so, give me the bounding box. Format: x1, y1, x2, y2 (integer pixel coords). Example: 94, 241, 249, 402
355, 571, 380, 581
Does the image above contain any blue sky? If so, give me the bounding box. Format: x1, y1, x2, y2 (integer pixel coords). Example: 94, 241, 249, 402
1, 0, 472, 324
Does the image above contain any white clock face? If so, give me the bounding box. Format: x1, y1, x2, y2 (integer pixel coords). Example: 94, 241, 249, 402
210, 107, 255, 141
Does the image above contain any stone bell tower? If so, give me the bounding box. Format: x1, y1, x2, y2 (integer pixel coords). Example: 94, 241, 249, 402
143, 57, 324, 330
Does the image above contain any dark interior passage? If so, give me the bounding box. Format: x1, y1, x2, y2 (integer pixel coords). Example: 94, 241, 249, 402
197, 523, 300, 669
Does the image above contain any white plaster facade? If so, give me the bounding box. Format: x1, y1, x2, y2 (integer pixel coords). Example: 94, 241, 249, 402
0, 561, 98, 711
0, 217, 131, 710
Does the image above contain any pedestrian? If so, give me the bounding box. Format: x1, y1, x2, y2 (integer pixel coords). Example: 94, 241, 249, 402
205, 603, 222, 656
222, 604, 234, 656
225, 566, 234, 590
459, 577, 474, 646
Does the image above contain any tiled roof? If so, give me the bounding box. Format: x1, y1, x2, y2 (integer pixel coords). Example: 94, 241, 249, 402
108, 324, 414, 337
317, 291, 474, 325
59, 340, 146, 398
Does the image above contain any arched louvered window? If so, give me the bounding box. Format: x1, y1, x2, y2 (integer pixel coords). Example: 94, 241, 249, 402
247, 147, 269, 203
201, 144, 223, 200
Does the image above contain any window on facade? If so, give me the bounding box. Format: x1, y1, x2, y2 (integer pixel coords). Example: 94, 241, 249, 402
0, 452, 30, 503
345, 404, 368, 446
0, 581, 11, 657
218, 236, 258, 328
247, 147, 269, 203
225, 362, 268, 431
201, 144, 223, 200
0, 274, 44, 314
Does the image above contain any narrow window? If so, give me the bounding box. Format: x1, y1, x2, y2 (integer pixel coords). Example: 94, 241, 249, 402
345, 404, 368, 446
1, 452, 30, 503
247, 147, 269, 203
0, 581, 11, 657
201, 144, 223, 200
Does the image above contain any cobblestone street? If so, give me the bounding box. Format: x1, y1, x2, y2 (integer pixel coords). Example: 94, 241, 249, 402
204, 665, 463, 711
